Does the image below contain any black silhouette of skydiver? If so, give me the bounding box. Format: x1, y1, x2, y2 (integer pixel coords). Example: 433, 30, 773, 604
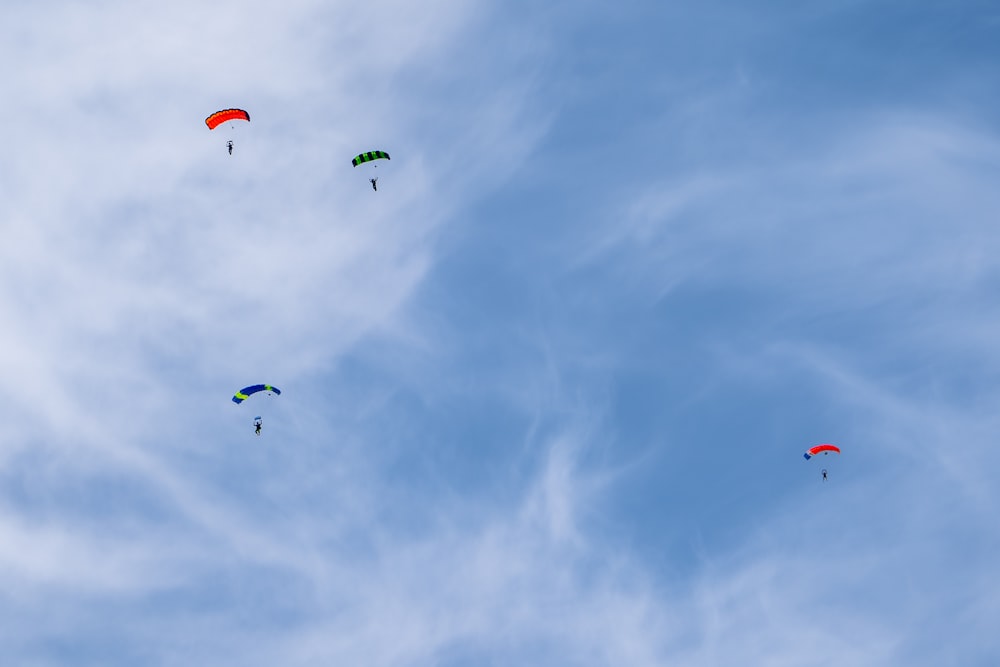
370, 177, 378, 191
227, 140, 234, 155
254, 417, 262, 436
821, 468, 828, 481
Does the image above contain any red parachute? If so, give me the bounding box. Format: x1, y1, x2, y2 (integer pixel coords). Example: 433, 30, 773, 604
205, 108, 250, 130
803, 443, 840, 460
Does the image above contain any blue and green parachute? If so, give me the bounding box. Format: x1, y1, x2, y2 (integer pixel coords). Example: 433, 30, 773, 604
232, 384, 281, 404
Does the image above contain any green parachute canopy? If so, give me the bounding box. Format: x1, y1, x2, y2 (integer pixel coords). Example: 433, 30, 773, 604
352, 150, 390, 167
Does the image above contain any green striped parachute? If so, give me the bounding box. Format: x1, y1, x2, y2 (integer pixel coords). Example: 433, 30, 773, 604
352, 150, 390, 191
352, 150, 390, 167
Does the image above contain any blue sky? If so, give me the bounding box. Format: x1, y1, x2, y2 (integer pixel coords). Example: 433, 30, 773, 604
2, 1, 999, 664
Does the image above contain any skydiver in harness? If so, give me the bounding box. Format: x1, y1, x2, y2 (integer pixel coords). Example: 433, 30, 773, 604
821, 468, 828, 481
370, 177, 378, 191
254, 417, 262, 436
227, 140, 234, 155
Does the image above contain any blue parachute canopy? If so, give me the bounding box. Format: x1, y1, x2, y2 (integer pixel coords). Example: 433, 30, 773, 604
232, 384, 281, 404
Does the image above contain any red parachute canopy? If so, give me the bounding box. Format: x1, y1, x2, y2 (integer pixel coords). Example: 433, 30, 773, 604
804, 443, 840, 460
205, 108, 250, 130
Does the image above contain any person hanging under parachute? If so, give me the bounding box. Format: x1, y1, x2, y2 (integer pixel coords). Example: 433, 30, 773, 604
352, 150, 390, 191
804, 443, 840, 480
206, 108, 250, 155
233, 384, 281, 435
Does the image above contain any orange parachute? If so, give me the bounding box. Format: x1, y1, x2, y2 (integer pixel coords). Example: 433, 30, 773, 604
205, 108, 250, 130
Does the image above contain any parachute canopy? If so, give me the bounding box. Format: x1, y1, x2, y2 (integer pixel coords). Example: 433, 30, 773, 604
232, 384, 281, 404
352, 150, 390, 167
206, 109, 250, 130
804, 443, 840, 460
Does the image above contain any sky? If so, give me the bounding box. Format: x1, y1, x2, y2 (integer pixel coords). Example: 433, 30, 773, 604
1, 0, 999, 664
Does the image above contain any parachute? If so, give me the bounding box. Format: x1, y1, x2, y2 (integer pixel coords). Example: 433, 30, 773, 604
232, 384, 281, 404
352, 150, 390, 191
803, 443, 840, 460
352, 150, 390, 167
206, 109, 250, 130
207, 109, 250, 156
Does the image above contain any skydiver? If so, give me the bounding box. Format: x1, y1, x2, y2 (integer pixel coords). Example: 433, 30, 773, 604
370, 177, 378, 191
821, 468, 828, 481
254, 418, 262, 436
227, 140, 234, 155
